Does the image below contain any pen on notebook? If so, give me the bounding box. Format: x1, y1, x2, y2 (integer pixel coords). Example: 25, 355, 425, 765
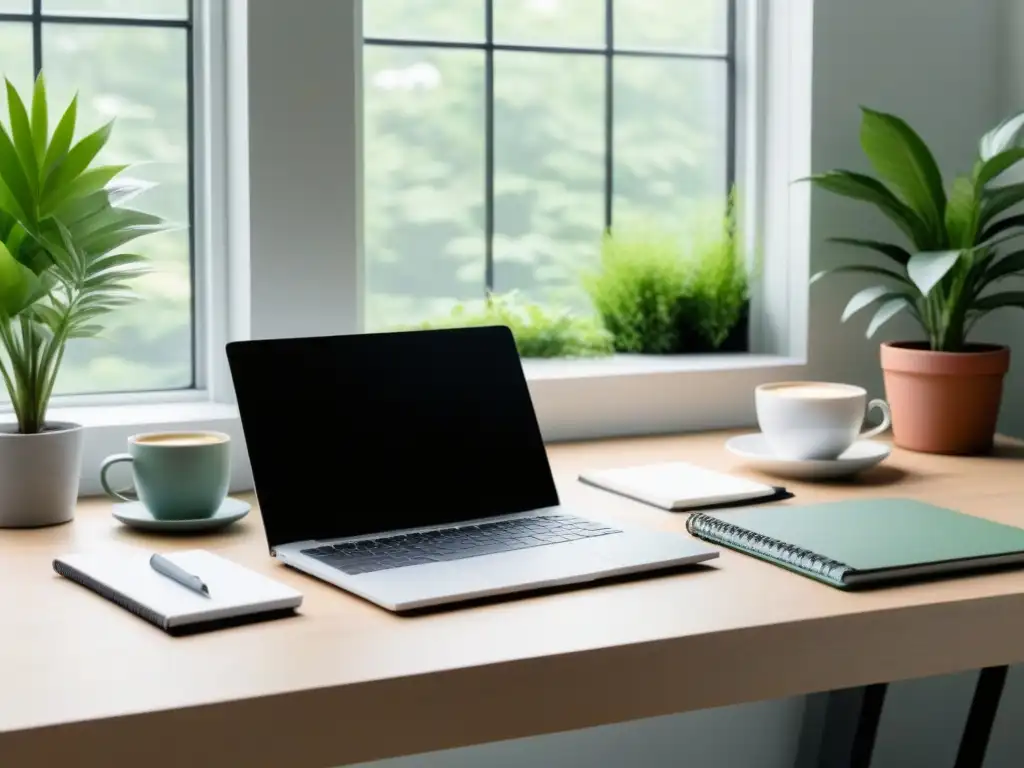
149, 553, 210, 597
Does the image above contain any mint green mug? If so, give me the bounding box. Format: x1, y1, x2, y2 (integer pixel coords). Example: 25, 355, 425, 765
100, 431, 231, 520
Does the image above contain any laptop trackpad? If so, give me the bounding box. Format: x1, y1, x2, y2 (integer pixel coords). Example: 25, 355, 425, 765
353, 538, 615, 604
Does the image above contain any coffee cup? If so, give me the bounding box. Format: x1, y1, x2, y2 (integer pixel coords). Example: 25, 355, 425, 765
99, 431, 231, 520
755, 382, 891, 460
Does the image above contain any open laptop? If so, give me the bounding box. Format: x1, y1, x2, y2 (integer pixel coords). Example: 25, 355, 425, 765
226, 326, 718, 611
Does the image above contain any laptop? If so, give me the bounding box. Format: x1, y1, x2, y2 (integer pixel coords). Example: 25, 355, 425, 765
226, 326, 718, 611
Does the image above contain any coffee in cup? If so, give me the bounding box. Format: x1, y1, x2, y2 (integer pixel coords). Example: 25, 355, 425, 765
100, 431, 232, 520
755, 382, 890, 460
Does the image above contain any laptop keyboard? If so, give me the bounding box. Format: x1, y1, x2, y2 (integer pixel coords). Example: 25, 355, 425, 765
299, 514, 622, 575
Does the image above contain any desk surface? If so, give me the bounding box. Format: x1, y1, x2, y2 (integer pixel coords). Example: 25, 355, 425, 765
4, 432, 1024, 767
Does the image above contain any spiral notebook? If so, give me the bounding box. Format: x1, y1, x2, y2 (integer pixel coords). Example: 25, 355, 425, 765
685, 498, 1024, 589
54, 549, 303, 635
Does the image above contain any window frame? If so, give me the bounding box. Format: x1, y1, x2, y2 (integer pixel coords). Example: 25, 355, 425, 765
0, 0, 217, 407
37, 0, 812, 496
364, 0, 739, 302
0, 0, 243, 493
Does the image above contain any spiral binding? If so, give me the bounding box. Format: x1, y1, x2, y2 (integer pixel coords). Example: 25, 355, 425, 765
53, 560, 169, 631
686, 512, 853, 584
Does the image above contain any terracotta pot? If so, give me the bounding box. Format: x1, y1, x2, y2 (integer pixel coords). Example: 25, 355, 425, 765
880, 342, 1010, 455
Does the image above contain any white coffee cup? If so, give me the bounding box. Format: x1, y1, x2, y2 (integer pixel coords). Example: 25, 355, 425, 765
755, 381, 891, 460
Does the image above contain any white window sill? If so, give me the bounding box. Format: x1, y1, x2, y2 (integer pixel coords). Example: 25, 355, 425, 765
523, 354, 803, 381
48, 400, 239, 429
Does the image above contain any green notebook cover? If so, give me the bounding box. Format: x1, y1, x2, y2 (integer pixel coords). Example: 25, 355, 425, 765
685, 498, 1024, 589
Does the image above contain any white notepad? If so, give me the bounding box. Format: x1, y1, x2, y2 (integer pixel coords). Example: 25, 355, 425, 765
54, 549, 303, 635
579, 461, 777, 511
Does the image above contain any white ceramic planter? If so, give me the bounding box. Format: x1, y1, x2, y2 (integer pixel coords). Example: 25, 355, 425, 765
0, 421, 83, 528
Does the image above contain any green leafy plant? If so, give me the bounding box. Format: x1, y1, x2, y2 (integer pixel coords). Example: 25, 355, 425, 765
688, 195, 749, 348
408, 291, 614, 358
810, 107, 1024, 352
0, 75, 163, 433
584, 198, 749, 354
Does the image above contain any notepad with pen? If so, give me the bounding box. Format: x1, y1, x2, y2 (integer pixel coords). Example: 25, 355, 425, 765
685, 498, 1024, 589
54, 549, 303, 635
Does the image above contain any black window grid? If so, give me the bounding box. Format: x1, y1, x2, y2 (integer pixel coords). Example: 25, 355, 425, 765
0, 0, 198, 390
365, 0, 738, 295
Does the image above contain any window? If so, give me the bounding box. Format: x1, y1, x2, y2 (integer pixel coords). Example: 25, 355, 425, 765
363, 0, 736, 335
0, 0, 194, 395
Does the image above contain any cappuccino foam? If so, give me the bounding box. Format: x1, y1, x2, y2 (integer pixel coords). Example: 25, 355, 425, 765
135, 432, 226, 447
764, 383, 861, 400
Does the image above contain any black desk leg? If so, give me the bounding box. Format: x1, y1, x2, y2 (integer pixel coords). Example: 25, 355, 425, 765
953, 665, 1009, 768
795, 683, 889, 768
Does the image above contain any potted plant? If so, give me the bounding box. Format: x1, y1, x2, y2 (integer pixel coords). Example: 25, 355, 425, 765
0, 75, 163, 526
811, 107, 1024, 454
584, 195, 749, 354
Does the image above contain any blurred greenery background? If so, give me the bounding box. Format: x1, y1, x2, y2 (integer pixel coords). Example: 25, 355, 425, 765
364, 0, 730, 329
0, 0, 191, 395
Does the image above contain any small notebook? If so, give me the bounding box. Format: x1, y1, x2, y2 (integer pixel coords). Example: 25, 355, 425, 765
579, 461, 781, 511
54, 549, 303, 635
686, 498, 1024, 589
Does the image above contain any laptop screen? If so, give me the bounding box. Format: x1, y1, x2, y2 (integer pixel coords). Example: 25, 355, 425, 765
227, 326, 560, 550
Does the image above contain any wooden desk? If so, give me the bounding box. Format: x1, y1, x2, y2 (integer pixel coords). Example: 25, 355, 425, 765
3, 432, 1024, 767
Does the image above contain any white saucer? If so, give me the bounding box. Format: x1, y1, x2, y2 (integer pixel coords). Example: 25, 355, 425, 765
725, 433, 891, 480
112, 497, 250, 533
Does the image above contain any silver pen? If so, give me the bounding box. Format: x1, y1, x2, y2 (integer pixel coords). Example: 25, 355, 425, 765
149, 553, 210, 597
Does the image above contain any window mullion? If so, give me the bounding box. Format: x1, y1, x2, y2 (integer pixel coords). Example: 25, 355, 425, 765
484, 0, 495, 295
603, 0, 613, 230
31, 0, 41, 75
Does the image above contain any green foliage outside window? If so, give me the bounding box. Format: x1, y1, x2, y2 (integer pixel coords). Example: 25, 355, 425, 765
409, 291, 614, 358
584, 198, 749, 355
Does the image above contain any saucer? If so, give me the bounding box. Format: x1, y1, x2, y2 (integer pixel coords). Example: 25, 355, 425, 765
112, 497, 250, 533
725, 433, 891, 480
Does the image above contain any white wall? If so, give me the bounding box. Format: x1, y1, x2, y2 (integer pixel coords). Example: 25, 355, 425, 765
357, 1, 1024, 766
806, 0, 1004, 402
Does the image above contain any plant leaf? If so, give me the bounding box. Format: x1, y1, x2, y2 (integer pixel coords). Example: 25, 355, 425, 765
42, 119, 113, 202
5, 222, 28, 262
977, 291, 1024, 314
980, 112, 1024, 160
907, 250, 962, 296
808, 171, 929, 245
867, 297, 910, 337
975, 147, 1024, 187
810, 265, 909, 286
30, 73, 46, 165
5, 79, 38, 195
827, 237, 913, 266
978, 213, 1024, 244
979, 249, 1024, 287
841, 285, 892, 322
0, 123, 34, 225
30, 303, 61, 333
40, 164, 126, 216
80, 222, 163, 255
945, 175, 978, 249
66, 323, 104, 339
974, 291, 1024, 312
0, 239, 39, 317
970, 250, 1024, 292
76, 207, 164, 243
85, 252, 146, 277
42, 94, 76, 179
979, 182, 1024, 228
859, 107, 946, 230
